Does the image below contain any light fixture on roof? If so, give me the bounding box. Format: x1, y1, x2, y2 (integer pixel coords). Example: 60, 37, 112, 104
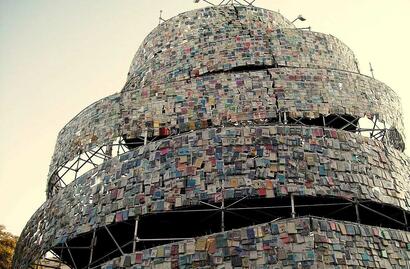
291, 14, 306, 23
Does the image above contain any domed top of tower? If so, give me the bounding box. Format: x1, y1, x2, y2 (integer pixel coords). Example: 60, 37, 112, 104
125, 5, 294, 88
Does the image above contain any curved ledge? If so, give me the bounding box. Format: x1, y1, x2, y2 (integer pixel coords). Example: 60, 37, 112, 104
134, 5, 294, 53
127, 28, 359, 88
48, 67, 405, 187
98, 217, 410, 269
15, 125, 410, 268
126, 5, 294, 82
48, 93, 122, 177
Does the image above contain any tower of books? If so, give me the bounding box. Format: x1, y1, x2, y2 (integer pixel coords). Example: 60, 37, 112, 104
13, 4, 410, 269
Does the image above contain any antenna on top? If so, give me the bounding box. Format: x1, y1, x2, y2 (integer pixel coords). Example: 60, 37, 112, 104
158, 10, 166, 25
194, 0, 257, 6
369, 62, 375, 78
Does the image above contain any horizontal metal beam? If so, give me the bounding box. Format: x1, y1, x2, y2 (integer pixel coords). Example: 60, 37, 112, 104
32, 263, 63, 269
138, 237, 193, 241
227, 202, 352, 211
52, 246, 90, 250
146, 208, 219, 215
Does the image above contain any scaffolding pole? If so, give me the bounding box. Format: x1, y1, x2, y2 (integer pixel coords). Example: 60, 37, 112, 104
103, 225, 125, 255
132, 217, 139, 252
64, 242, 77, 269
354, 198, 360, 224
88, 240, 133, 269
221, 177, 226, 232
30, 197, 410, 269
87, 228, 96, 269
290, 193, 296, 218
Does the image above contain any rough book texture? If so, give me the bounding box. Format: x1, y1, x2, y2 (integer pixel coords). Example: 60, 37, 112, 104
13, 5, 409, 269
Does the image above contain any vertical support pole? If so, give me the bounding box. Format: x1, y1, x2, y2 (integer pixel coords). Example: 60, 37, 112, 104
403, 210, 408, 231
354, 198, 360, 224
369, 62, 374, 78
381, 121, 387, 142
221, 176, 225, 232
58, 246, 63, 268
117, 139, 121, 156
354, 59, 360, 74
284, 112, 288, 124
133, 216, 139, 252
221, 201, 225, 232
290, 193, 296, 218
322, 115, 326, 127
74, 156, 81, 179
88, 228, 96, 268
144, 131, 148, 146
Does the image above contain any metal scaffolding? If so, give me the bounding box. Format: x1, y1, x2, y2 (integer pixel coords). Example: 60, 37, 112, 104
34, 192, 409, 269
47, 111, 391, 197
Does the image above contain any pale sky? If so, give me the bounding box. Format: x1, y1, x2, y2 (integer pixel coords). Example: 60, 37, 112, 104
0, 0, 409, 236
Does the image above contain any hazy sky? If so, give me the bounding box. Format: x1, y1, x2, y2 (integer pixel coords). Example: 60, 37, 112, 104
0, 0, 409, 236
